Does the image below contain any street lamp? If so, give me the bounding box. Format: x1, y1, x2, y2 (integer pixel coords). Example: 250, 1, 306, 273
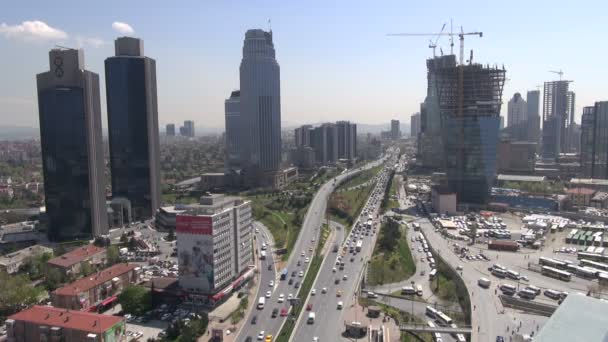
410, 280, 415, 322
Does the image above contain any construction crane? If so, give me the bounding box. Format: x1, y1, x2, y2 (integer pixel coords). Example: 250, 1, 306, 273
387, 26, 483, 65
428, 23, 446, 57
549, 70, 564, 80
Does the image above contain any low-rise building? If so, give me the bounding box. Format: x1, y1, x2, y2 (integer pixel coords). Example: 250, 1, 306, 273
431, 186, 457, 215
566, 187, 596, 207
0, 221, 42, 243
497, 141, 536, 173
590, 191, 608, 209
177, 193, 254, 305
569, 178, 608, 192
0, 244, 53, 274
51, 263, 140, 310
47, 244, 107, 276
6, 305, 125, 342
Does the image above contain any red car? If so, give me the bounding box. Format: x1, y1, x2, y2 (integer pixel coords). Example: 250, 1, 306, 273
306, 303, 313, 311
280, 308, 288, 317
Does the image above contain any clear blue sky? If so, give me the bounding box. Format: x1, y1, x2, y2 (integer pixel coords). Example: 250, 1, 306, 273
1, 0, 606, 130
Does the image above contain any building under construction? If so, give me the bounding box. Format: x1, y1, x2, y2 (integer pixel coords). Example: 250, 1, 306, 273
435, 62, 506, 204
418, 55, 457, 170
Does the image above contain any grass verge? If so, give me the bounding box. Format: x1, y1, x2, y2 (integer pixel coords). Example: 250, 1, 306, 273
275, 224, 330, 342
329, 184, 373, 232
367, 222, 416, 286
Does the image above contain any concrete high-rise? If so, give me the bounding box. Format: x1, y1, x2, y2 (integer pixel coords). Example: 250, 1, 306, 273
436, 62, 506, 204
580, 102, 608, 178
526, 90, 541, 142
390, 119, 400, 139
105, 37, 161, 221
166, 123, 175, 136
564, 91, 578, 152
294, 125, 312, 147
224, 90, 244, 171
542, 80, 570, 160
182, 120, 195, 137
239, 29, 281, 172
336, 121, 357, 160
37, 48, 108, 241
506, 93, 528, 141
410, 113, 421, 137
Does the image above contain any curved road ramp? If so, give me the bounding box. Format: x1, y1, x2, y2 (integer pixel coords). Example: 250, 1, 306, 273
499, 295, 558, 317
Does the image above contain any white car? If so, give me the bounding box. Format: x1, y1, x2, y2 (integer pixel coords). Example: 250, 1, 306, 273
321, 287, 327, 294
278, 293, 285, 303
299, 271, 304, 277
332, 267, 337, 273
257, 331, 265, 340
456, 265, 463, 271
301, 251, 305, 257
311, 289, 316, 296
265, 290, 271, 298
343, 274, 348, 280
288, 293, 293, 300
269, 280, 274, 287
305, 257, 310, 263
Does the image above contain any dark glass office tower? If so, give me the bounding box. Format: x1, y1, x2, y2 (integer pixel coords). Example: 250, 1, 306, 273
105, 37, 160, 221
436, 63, 506, 204
37, 48, 108, 241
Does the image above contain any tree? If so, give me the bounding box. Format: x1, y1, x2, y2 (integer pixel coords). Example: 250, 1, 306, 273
166, 230, 176, 242
44, 267, 64, 291
378, 219, 401, 253
120, 233, 128, 243
106, 246, 120, 266
0, 271, 44, 316
128, 237, 138, 250
118, 285, 151, 316
79, 261, 94, 277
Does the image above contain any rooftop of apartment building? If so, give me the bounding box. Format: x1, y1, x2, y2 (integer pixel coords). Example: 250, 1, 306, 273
8, 305, 123, 334
570, 178, 608, 186
182, 193, 248, 216
47, 244, 106, 268
496, 174, 546, 183
0, 244, 53, 264
53, 263, 137, 296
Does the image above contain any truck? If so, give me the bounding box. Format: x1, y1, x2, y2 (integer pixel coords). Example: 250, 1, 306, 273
488, 240, 519, 252
257, 297, 265, 309
355, 240, 363, 252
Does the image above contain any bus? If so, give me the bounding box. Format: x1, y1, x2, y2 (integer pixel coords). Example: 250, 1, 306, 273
435, 311, 453, 326
356, 240, 363, 252
577, 252, 608, 262
425, 306, 439, 319
455, 334, 466, 342
492, 268, 507, 278
506, 270, 520, 280
541, 266, 572, 282
539, 257, 568, 269
429, 269, 437, 280
580, 259, 608, 272
280, 268, 288, 281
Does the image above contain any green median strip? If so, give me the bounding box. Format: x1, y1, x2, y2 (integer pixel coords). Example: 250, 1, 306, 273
275, 225, 330, 342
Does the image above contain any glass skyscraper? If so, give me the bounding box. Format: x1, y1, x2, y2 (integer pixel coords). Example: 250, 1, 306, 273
37, 48, 108, 241
105, 37, 160, 221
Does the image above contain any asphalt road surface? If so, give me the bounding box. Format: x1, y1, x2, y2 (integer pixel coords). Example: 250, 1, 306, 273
237, 156, 387, 342
290, 155, 396, 342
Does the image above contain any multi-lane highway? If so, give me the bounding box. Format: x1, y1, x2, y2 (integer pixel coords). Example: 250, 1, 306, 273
290, 155, 397, 341
237, 156, 387, 341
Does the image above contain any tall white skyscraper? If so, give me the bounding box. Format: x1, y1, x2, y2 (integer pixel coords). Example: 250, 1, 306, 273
239, 29, 281, 172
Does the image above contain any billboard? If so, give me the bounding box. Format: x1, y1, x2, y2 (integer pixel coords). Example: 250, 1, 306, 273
177, 215, 215, 292
176, 215, 213, 235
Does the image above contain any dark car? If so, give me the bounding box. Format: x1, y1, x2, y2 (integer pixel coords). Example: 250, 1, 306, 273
271, 308, 279, 318
288, 278, 294, 285
251, 315, 257, 324
292, 271, 297, 277
350, 257, 354, 262
295, 281, 301, 288
335, 279, 340, 285
245, 337, 252, 342
267, 265, 272, 271
496, 337, 504, 342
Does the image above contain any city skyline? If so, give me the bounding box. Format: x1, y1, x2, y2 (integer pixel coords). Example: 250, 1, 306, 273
1, 0, 607, 130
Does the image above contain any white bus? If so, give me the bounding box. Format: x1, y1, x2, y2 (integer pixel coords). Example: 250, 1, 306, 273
257, 297, 265, 309
518, 289, 536, 300
506, 269, 520, 280
425, 306, 439, 319
492, 268, 507, 278
541, 266, 572, 282
436, 311, 453, 326
427, 321, 442, 342
355, 240, 363, 252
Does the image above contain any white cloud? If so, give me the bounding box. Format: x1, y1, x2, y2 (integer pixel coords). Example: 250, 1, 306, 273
75, 35, 107, 48
0, 20, 68, 41
112, 22, 134, 35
